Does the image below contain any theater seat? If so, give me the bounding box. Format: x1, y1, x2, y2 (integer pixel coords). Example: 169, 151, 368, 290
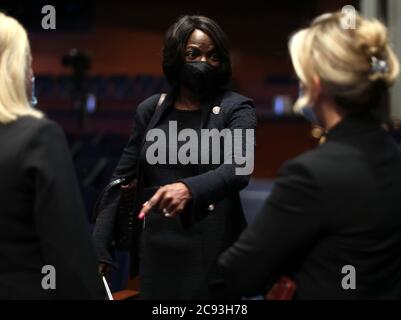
265, 277, 296, 300
112, 290, 139, 300
112, 276, 140, 300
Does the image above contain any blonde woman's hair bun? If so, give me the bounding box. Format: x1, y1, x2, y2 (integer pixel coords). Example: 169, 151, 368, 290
289, 10, 400, 113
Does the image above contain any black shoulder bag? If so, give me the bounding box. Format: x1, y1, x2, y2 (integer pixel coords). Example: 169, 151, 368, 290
92, 93, 166, 252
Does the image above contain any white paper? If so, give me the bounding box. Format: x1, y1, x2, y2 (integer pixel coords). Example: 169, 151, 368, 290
102, 276, 114, 300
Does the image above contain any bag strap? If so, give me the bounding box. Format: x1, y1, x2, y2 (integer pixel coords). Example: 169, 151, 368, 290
92, 93, 167, 223
141, 92, 166, 133
157, 93, 167, 109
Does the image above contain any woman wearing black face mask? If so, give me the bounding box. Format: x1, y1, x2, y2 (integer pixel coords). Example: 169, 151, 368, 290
92, 15, 256, 299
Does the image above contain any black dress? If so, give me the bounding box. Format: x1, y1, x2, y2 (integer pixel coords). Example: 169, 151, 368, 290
139, 108, 206, 299
0, 116, 104, 299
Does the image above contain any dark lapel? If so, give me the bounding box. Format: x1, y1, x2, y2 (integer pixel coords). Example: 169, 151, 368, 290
146, 90, 227, 131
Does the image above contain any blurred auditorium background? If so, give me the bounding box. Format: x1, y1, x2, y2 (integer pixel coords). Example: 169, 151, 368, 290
2, 0, 401, 294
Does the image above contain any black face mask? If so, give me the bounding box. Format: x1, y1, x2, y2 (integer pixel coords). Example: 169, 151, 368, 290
179, 61, 222, 99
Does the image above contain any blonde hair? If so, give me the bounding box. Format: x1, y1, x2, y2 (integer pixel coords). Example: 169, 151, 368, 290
0, 12, 43, 124
289, 11, 400, 113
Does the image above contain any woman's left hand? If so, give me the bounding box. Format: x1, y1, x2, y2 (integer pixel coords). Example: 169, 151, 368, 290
138, 183, 192, 219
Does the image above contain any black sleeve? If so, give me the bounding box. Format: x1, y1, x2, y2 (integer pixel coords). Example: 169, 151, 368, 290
217, 159, 325, 297
92, 95, 158, 264
179, 103, 256, 218
26, 120, 105, 300
111, 105, 149, 180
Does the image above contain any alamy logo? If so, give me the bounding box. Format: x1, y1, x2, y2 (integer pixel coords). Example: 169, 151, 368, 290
41, 5, 56, 30
145, 121, 255, 176
41, 265, 56, 290
341, 265, 356, 290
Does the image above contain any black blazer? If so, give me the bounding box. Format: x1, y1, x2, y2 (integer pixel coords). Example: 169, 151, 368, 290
0, 116, 104, 300
93, 90, 257, 285
218, 113, 401, 300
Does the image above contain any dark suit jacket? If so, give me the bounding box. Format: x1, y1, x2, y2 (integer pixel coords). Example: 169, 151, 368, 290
0, 116, 104, 300
219, 112, 401, 299
92, 90, 257, 294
